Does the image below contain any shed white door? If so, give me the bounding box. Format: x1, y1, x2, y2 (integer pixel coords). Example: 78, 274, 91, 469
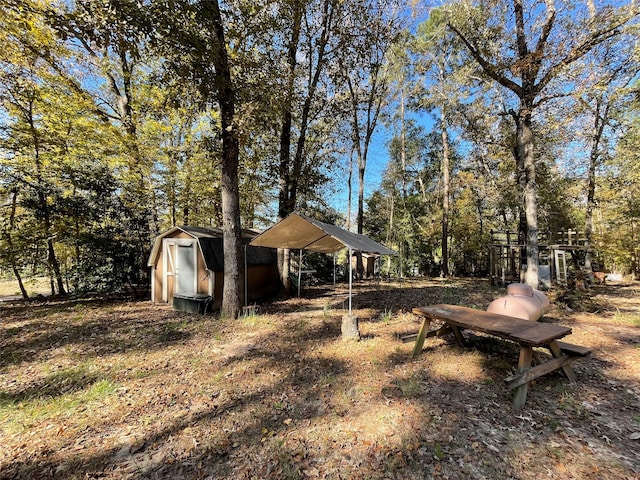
176, 243, 197, 294
162, 239, 198, 301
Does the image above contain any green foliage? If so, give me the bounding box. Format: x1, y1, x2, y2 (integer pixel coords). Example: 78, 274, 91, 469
1, 0, 639, 295
365, 0, 639, 281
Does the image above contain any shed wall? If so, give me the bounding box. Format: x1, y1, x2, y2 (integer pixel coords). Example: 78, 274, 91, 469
150, 229, 279, 306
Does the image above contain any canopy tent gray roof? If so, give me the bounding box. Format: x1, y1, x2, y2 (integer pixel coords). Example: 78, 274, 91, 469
249, 212, 396, 314
249, 212, 396, 255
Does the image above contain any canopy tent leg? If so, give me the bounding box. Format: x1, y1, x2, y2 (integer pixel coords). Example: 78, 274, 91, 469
333, 253, 336, 286
348, 248, 353, 315
244, 245, 248, 308
298, 249, 303, 297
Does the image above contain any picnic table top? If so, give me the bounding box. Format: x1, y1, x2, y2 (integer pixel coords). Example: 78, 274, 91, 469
412, 304, 572, 347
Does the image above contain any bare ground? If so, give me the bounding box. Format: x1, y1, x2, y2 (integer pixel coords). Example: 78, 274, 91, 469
0, 277, 638, 479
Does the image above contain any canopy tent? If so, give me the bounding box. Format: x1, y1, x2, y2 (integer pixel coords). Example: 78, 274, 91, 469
249, 212, 396, 314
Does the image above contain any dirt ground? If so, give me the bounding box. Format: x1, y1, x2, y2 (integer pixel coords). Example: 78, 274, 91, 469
1, 277, 639, 479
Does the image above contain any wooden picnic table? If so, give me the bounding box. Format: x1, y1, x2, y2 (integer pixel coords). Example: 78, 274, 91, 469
410, 304, 590, 410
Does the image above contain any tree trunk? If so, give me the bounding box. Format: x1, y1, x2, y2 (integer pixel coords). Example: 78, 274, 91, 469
632, 221, 638, 280
400, 87, 407, 202
278, 248, 291, 292
356, 161, 365, 279
357, 163, 366, 228
6, 190, 29, 299
276, 0, 334, 291
205, 0, 243, 318
221, 154, 243, 318
387, 195, 394, 277
584, 99, 607, 275
27, 97, 66, 295
110, 48, 152, 290
347, 149, 353, 231
583, 146, 597, 275
46, 235, 66, 295
440, 108, 450, 278
12, 265, 29, 299
277, 4, 302, 291
516, 108, 539, 288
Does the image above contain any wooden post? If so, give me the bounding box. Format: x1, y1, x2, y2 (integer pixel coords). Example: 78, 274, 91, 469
548, 341, 577, 382
341, 314, 360, 340
411, 317, 431, 357
450, 324, 466, 346
512, 346, 533, 410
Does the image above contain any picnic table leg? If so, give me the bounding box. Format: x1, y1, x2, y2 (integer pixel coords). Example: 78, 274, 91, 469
412, 317, 431, 357
449, 324, 466, 346
547, 340, 577, 382
512, 346, 533, 410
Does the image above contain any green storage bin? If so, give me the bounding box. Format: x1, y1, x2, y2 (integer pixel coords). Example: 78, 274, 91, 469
172, 293, 212, 314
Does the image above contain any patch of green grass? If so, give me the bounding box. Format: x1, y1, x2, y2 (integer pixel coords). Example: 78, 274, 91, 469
2, 364, 104, 402
546, 416, 560, 430
434, 443, 446, 461
317, 373, 336, 388
396, 377, 423, 397
379, 308, 392, 323
156, 321, 192, 342
265, 438, 305, 480
0, 378, 118, 434
241, 304, 258, 320
132, 368, 154, 379
242, 310, 271, 328
83, 378, 119, 400
612, 309, 640, 327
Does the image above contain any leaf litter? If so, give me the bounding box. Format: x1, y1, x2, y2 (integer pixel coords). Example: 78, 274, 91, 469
0, 278, 639, 479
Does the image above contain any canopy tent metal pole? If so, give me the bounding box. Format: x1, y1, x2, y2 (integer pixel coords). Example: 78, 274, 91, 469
333, 253, 336, 285
298, 249, 303, 298
348, 248, 353, 315
244, 245, 248, 307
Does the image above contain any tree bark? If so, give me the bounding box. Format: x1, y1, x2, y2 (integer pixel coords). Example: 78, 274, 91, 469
276, 0, 334, 291
26, 97, 66, 295
204, 0, 243, 318
584, 99, 607, 275
347, 149, 353, 231
400, 86, 407, 202
516, 107, 539, 287
107, 41, 152, 289
6, 189, 29, 299
440, 107, 450, 278
277, 3, 302, 292
278, 2, 302, 221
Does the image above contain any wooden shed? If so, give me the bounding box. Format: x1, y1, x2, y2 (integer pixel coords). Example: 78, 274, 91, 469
148, 226, 279, 308
351, 252, 379, 278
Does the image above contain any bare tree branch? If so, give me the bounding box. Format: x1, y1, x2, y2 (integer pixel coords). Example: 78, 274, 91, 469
447, 22, 523, 97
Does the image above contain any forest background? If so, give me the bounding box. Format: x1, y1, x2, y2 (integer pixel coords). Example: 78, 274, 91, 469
1, 0, 639, 316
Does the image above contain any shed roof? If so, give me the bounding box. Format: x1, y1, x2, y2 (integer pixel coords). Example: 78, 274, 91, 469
148, 226, 276, 271
249, 212, 396, 255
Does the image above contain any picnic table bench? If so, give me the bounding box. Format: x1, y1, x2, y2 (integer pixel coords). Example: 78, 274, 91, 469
409, 304, 592, 410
